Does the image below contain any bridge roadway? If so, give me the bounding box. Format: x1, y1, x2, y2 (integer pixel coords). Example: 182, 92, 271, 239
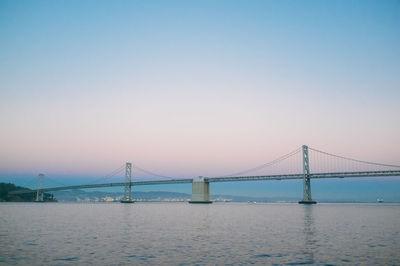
10, 170, 400, 195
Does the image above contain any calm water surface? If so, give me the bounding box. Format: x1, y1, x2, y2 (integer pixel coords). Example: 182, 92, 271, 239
1, 203, 399, 265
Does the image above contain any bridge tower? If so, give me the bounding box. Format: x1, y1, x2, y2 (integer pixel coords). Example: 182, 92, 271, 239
121, 162, 135, 203
189, 176, 212, 204
35, 173, 44, 202
299, 145, 316, 204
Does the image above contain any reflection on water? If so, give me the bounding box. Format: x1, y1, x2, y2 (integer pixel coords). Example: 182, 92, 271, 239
302, 205, 316, 264
0, 203, 399, 265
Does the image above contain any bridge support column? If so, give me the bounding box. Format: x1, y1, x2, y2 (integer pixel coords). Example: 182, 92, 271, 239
299, 145, 316, 204
121, 162, 135, 203
35, 173, 44, 202
189, 177, 212, 204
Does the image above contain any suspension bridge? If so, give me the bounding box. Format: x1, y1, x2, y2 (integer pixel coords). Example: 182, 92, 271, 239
9, 145, 400, 204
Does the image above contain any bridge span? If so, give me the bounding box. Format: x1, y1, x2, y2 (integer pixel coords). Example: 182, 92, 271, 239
9, 145, 400, 204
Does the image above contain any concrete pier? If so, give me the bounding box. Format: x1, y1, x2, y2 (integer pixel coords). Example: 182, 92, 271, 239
189, 176, 212, 204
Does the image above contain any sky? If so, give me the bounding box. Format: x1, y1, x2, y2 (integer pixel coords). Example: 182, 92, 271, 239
0, 0, 399, 200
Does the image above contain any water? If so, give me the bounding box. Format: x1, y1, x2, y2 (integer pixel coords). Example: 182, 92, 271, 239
1, 203, 399, 265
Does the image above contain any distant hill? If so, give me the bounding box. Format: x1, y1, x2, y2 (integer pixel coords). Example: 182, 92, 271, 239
0, 182, 56, 202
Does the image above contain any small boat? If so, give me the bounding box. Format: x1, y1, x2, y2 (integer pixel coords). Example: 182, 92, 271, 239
120, 199, 135, 203
377, 199, 384, 203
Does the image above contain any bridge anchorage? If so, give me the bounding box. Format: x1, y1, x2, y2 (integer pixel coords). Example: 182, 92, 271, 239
189, 176, 212, 204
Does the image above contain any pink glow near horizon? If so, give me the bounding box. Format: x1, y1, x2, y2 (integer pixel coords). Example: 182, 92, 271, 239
1, 84, 399, 177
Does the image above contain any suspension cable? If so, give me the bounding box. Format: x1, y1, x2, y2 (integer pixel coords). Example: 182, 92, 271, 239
217, 146, 302, 177
44, 176, 69, 187
17, 176, 38, 190
309, 147, 400, 168
88, 164, 126, 184
132, 164, 177, 179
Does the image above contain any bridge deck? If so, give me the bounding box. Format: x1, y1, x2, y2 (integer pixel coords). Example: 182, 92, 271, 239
9, 170, 400, 195
207, 170, 400, 183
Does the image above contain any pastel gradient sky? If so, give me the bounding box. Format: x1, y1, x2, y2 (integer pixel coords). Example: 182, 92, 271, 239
1, 0, 399, 198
